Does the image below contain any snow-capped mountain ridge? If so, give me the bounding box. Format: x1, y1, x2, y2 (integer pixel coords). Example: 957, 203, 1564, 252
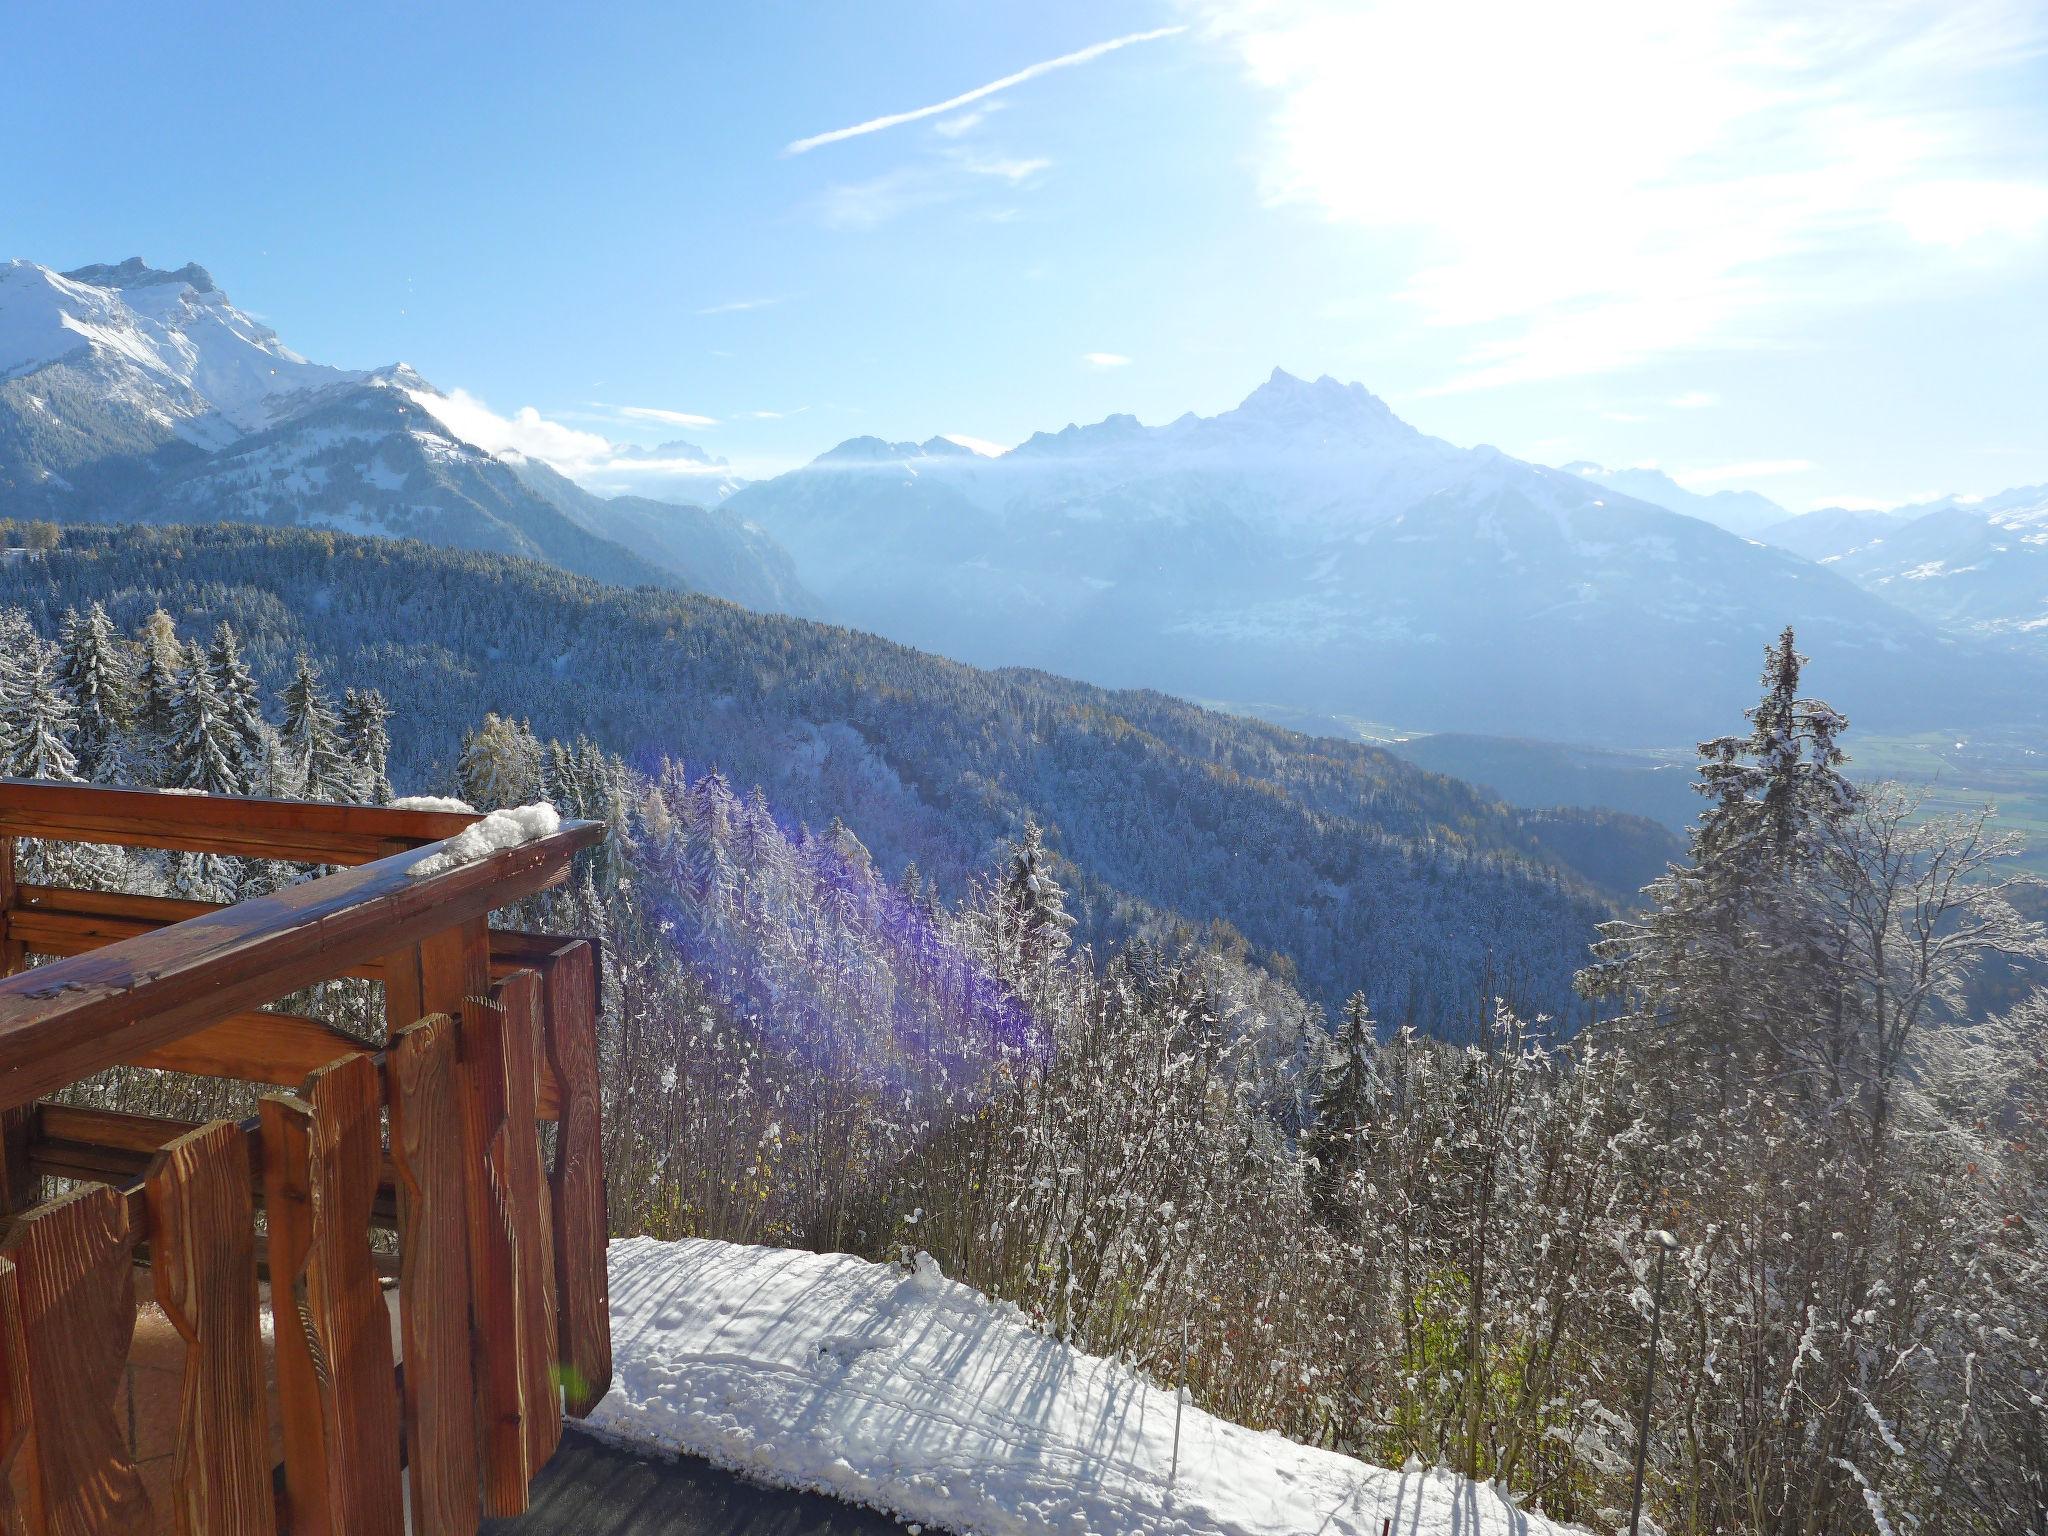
727, 370, 2035, 742
0, 258, 810, 613
1768, 483, 2048, 639
1, 257, 359, 433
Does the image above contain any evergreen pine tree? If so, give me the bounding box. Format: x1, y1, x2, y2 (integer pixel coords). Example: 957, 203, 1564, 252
339, 688, 392, 803
1307, 991, 1380, 1215
169, 640, 246, 796
458, 713, 545, 809
205, 622, 269, 787
134, 610, 183, 778
279, 654, 347, 800
56, 603, 135, 783
3, 642, 79, 782
1000, 817, 1074, 976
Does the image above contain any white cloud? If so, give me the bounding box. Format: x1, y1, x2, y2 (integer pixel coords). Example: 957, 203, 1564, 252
603, 403, 720, 429
1199, 0, 2048, 390
697, 297, 780, 316
941, 433, 1011, 457
934, 104, 1001, 138
815, 167, 952, 230
786, 27, 1185, 154
407, 387, 749, 491
1670, 391, 1720, 410
1084, 352, 1132, 368
1672, 459, 1814, 487
413, 388, 615, 463
952, 152, 1052, 183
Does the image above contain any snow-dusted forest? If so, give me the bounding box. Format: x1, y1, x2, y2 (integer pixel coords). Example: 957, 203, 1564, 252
0, 574, 2041, 1534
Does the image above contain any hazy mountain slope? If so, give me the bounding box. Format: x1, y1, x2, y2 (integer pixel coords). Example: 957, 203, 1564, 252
0, 258, 806, 610
0, 523, 1637, 1026
1798, 485, 2048, 640
1563, 461, 1787, 538
728, 370, 2024, 744
1761, 506, 1910, 563
507, 457, 818, 615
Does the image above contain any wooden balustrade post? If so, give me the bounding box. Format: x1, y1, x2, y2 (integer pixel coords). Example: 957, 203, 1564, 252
145, 1122, 274, 1536
533, 940, 612, 1417
0, 1184, 150, 1534
388, 1014, 481, 1536
262, 1055, 404, 1536
0, 836, 35, 1217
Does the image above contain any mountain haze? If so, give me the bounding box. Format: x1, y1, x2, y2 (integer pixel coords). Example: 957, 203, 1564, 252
727, 370, 2031, 743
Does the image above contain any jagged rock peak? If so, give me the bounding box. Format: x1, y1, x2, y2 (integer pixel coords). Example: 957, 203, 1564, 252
60, 257, 219, 295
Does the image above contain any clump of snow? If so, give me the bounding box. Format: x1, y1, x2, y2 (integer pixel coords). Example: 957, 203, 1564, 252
587, 1236, 1577, 1536
387, 794, 477, 814
408, 802, 559, 879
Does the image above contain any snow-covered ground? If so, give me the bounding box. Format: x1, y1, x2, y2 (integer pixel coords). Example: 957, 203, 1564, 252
585, 1236, 1580, 1536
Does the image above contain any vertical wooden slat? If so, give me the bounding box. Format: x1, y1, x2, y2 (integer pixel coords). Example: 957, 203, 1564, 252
0, 1184, 150, 1535
388, 1014, 480, 1536
144, 1121, 273, 1536
262, 1055, 404, 1536
457, 981, 533, 1515
496, 971, 561, 1470
0, 1256, 30, 1530
535, 940, 611, 1417
0, 843, 34, 1220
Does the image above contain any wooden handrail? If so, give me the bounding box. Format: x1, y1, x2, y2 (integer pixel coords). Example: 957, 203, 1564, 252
0, 821, 602, 1111
0, 780, 483, 865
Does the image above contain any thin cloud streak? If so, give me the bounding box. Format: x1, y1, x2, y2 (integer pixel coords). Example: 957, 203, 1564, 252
697, 297, 781, 316
603, 403, 721, 429
785, 26, 1184, 154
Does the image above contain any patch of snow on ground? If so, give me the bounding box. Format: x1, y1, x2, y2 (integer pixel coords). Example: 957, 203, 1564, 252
587, 1236, 1579, 1536
408, 801, 557, 878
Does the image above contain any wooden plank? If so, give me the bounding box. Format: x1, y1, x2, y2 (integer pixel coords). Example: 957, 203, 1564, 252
6, 891, 576, 1108
0, 1183, 150, 1535
126, 1008, 377, 1087
456, 977, 535, 1516
9, 901, 382, 982
0, 821, 601, 1112
27, 1106, 414, 1232
388, 1014, 480, 1536
144, 1121, 274, 1536
0, 1257, 30, 1532
497, 971, 562, 1469
262, 1055, 404, 1536
0, 780, 483, 865
534, 940, 611, 1416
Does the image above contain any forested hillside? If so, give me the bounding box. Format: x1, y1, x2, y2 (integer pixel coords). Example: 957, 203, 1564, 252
0, 521, 1647, 1024
13, 598, 2037, 1535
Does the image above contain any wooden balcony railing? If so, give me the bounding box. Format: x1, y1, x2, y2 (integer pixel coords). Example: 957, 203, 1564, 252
0, 780, 613, 1535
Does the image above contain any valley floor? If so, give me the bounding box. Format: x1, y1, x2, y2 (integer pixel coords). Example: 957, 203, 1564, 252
582, 1236, 1577, 1536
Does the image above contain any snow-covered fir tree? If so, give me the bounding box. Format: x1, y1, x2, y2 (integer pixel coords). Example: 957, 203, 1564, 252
3, 639, 78, 782
339, 687, 392, 804
279, 654, 347, 800
55, 603, 134, 783
458, 712, 545, 809
204, 622, 270, 791
169, 639, 246, 797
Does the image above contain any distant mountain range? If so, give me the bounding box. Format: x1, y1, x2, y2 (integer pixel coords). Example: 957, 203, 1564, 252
725, 369, 2034, 743
1560, 461, 1787, 539
1762, 487, 2048, 641
7, 257, 2041, 749
0, 258, 809, 613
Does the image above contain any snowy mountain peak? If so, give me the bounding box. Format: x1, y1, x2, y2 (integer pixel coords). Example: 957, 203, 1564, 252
0, 256, 358, 431
60, 257, 218, 295
1228, 367, 1407, 436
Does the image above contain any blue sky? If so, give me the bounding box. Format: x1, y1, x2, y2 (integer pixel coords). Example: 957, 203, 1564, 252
6, 0, 2045, 508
